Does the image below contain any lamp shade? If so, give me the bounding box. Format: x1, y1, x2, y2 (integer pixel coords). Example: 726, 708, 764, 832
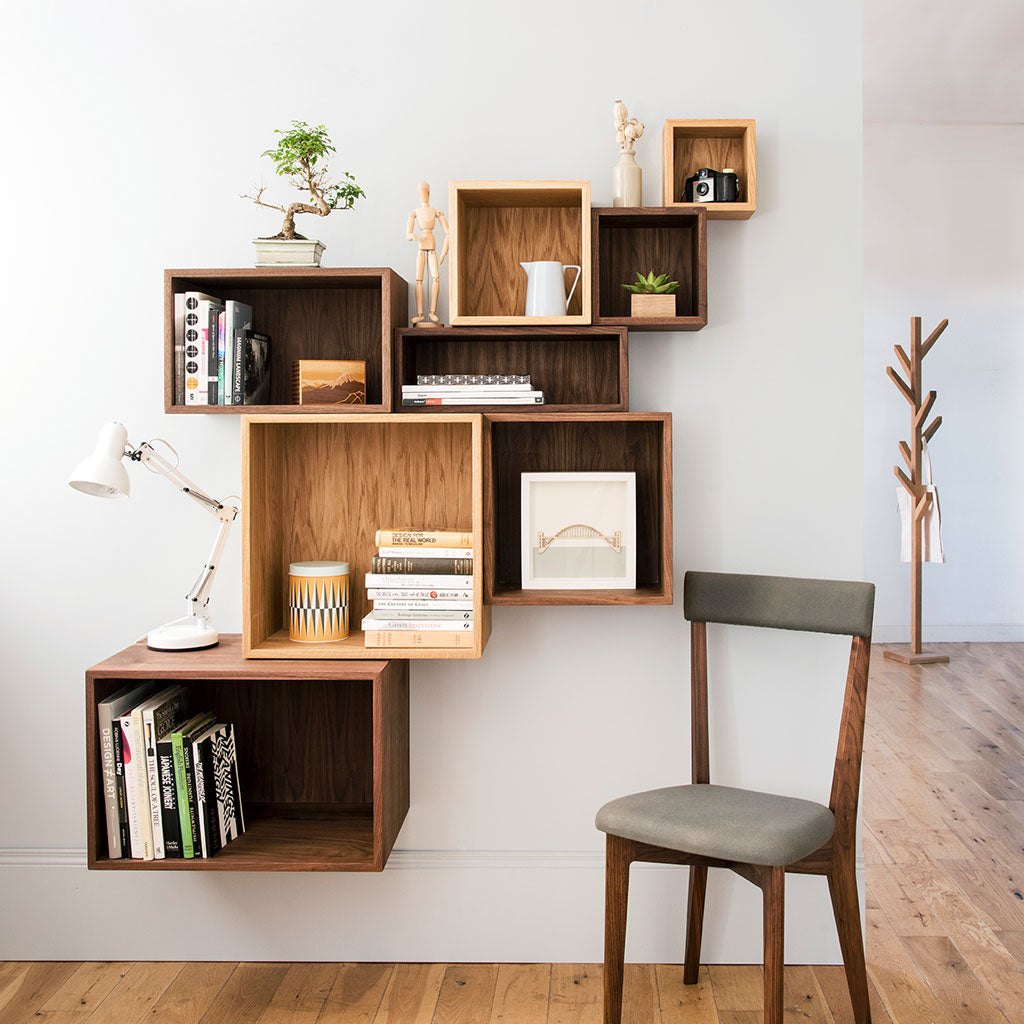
68, 422, 131, 499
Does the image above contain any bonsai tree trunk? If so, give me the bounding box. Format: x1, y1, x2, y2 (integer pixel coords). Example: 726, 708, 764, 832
278, 201, 322, 240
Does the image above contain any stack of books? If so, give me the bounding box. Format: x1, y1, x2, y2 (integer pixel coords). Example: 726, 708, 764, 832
96, 683, 245, 860
401, 373, 544, 406
363, 527, 475, 648
174, 290, 271, 406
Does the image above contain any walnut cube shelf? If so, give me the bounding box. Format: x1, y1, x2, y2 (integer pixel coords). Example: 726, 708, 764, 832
85, 638, 409, 871
592, 208, 707, 331
395, 326, 628, 413
242, 413, 490, 659
449, 181, 591, 326
661, 119, 756, 220
484, 412, 673, 606
165, 268, 407, 414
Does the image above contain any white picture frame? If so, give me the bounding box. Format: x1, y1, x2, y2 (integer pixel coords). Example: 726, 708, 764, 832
520, 471, 637, 589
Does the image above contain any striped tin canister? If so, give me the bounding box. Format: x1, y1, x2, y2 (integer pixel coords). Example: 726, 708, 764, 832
288, 561, 350, 642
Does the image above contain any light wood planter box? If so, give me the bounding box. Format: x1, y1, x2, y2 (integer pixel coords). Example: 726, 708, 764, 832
394, 326, 628, 413
661, 119, 756, 220
165, 268, 407, 414
631, 294, 677, 317
242, 413, 490, 659
449, 181, 591, 326
86, 637, 409, 871
484, 412, 673, 606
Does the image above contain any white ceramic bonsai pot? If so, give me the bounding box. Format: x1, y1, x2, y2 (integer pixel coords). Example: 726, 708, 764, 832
253, 237, 326, 267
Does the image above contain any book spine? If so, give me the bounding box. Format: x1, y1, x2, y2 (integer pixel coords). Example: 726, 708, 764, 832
119, 715, 144, 858
157, 740, 182, 858
144, 710, 164, 858
368, 589, 473, 601
232, 328, 244, 405
417, 373, 530, 385
364, 573, 474, 589
110, 719, 130, 855
361, 615, 473, 630
217, 311, 226, 406
369, 599, 474, 612
370, 556, 473, 575
402, 395, 544, 405
213, 724, 245, 844
171, 733, 195, 859
402, 383, 533, 393
206, 302, 220, 406
374, 530, 474, 547
364, 629, 475, 648
174, 292, 185, 407
97, 704, 121, 859
185, 325, 206, 406
194, 738, 222, 857
376, 546, 473, 559
191, 738, 208, 857
131, 711, 155, 860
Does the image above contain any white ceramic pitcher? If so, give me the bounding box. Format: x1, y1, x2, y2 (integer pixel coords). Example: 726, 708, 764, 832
521, 261, 582, 316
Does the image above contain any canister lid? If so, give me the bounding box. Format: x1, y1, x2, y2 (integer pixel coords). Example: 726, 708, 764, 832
289, 560, 350, 576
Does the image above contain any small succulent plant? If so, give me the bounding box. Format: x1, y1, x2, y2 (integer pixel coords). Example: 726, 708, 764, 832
622, 271, 680, 295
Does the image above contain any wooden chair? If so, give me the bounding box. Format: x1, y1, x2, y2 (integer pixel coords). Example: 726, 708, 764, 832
595, 571, 875, 1024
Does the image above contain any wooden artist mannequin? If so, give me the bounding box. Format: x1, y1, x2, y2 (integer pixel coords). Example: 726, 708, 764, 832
406, 181, 449, 326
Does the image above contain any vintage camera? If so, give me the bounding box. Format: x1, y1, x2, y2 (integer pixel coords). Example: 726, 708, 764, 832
683, 167, 740, 203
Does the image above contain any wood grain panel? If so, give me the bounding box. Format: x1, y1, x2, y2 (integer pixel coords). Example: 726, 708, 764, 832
200, 963, 290, 1024
395, 327, 628, 412
489, 964, 550, 1024
145, 963, 235, 1024
319, 964, 394, 1023
661, 120, 756, 219
433, 964, 499, 1024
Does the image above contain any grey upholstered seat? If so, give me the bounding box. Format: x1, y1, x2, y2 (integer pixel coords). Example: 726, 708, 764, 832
595, 784, 835, 866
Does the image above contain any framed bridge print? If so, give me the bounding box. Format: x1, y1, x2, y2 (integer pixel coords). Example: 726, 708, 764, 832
521, 471, 637, 589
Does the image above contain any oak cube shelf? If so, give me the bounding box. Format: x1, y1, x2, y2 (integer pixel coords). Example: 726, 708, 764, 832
242, 413, 491, 659
395, 326, 628, 413
592, 207, 707, 331
661, 119, 756, 220
165, 268, 407, 414
85, 637, 409, 871
449, 181, 591, 326
484, 412, 673, 605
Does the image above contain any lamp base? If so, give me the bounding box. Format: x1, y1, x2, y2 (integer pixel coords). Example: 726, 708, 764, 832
147, 616, 219, 652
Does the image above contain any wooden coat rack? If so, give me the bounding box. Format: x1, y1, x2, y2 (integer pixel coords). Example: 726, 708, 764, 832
883, 316, 949, 666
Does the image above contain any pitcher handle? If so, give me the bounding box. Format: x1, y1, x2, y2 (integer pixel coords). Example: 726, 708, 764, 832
564, 265, 582, 312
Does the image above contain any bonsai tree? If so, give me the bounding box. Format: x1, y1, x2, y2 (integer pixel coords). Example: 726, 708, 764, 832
622, 271, 679, 295
242, 121, 365, 240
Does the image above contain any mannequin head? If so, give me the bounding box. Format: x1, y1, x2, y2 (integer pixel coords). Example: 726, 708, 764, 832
417, 181, 430, 204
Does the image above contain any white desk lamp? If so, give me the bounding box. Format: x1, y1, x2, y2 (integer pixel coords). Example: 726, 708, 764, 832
69, 422, 240, 651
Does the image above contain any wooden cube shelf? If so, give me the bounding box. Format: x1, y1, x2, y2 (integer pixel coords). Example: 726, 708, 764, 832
449, 181, 591, 326
592, 208, 707, 331
394, 327, 628, 413
85, 637, 409, 871
484, 412, 673, 605
165, 268, 407, 414
242, 413, 491, 659
661, 119, 756, 220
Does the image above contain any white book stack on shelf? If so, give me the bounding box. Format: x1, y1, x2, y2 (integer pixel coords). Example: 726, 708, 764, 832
401, 373, 544, 406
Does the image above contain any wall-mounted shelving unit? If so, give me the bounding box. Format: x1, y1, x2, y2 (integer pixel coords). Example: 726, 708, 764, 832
242, 413, 490, 659
591, 207, 707, 331
85, 637, 409, 871
394, 326, 628, 412
484, 412, 673, 605
661, 119, 756, 220
165, 268, 407, 414
449, 181, 591, 326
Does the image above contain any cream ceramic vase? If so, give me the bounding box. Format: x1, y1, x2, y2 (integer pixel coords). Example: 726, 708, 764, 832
612, 151, 642, 207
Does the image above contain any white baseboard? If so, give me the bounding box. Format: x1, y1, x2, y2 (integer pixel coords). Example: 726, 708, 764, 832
872, 625, 1024, 642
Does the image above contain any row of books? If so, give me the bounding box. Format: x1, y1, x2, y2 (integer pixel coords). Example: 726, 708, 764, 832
174, 291, 271, 406
362, 528, 476, 649
97, 682, 245, 860
401, 373, 544, 406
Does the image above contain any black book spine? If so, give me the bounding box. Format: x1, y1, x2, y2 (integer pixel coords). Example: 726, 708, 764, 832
232, 328, 244, 405
156, 739, 182, 858
196, 737, 222, 856
206, 304, 219, 406
110, 721, 130, 855
181, 740, 203, 857
370, 556, 473, 575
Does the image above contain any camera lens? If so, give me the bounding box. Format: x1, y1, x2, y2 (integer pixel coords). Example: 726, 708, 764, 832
696, 182, 709, 196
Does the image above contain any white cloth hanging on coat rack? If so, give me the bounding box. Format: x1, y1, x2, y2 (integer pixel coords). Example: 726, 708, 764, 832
897, 441, 945, 563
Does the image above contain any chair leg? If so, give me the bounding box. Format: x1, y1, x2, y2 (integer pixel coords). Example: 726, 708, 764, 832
828, 855, 872, 1024
762, 865, 784, 1024
683, 862, 707, 984
603, 834, 632, 1024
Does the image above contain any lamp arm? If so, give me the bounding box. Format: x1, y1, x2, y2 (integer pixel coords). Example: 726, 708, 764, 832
131, 439, 240, 620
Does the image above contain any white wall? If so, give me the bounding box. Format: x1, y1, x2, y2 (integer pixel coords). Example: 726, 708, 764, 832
0, 0, 864, 961
864, 123, 1024, 641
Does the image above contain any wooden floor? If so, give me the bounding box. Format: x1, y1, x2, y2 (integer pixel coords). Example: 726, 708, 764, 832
1, 642, 1021, 1024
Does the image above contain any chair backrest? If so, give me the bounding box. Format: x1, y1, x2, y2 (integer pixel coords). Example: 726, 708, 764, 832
683, 571, 875, 637
682, 570, 875, 857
